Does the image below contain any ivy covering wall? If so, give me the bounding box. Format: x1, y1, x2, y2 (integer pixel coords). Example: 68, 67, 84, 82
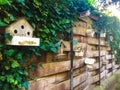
0, 0, 96, 90
1, 0, 120, 90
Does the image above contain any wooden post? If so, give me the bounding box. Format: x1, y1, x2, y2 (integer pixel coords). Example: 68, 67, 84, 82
70, 28, 74, 90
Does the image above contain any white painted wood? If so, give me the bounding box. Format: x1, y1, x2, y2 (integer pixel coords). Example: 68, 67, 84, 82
7, 36, 40, 46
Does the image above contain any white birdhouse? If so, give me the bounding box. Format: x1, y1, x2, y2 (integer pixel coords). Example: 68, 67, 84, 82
5, 18, 40, 46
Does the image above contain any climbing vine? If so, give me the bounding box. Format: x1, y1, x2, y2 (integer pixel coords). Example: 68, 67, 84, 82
0, 0, 96, 90
93, 11, 120, 63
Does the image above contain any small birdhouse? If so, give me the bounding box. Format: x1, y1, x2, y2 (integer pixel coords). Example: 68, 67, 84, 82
73, 43, 86, 57
86, 29, 95, 37
5, 18, 40, 46
56, 40, 66, 56
6, 18, 33, 37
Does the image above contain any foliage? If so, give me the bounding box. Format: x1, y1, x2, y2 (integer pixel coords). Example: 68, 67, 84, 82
93, 13, 120, 63
0, 0, 95, 90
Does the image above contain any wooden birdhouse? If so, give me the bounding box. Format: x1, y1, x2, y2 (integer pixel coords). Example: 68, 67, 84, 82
4, 18, 40, 46
6, 18, 33, 37
56, 40, 66, 56
73, 43, 86, 57
86, 29, 95, 37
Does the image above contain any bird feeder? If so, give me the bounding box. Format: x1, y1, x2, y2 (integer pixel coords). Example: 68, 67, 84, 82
5, 18, 40, 46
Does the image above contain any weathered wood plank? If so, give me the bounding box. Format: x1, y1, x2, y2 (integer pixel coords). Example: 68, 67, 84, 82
87, 37, 107, 46
89, 74, 99, 84
74, 35, 87, 43
87, 45, 97, 50
106, 72, 112, 78
28, 66, 88, 90
101, 70, 106, 79
44, 72, 89, 90
86, 62, 102, 71
106, 63, 112, 69
29, 59, 85, 78
74, 81, 89, 90
73, 27, 86, 36
74, 21, 87, 28
86, 50, 107, 57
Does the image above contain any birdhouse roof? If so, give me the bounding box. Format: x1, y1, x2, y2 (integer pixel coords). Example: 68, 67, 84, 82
6, 18, 34, 31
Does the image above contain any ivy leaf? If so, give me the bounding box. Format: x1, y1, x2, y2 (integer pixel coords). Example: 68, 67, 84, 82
5, 33, 13, 40
40, 45, 46, 50
0, 0, 9, 5
22, 81, 29, 90
16, 0, 25, 6
11, 60, 20, 68
0, 76, 6, 81
5, 49, 15, 56
16, 53, 23, 60
51, 47, 57, 53
0, 20, 7, 26
39, 64, 43, 68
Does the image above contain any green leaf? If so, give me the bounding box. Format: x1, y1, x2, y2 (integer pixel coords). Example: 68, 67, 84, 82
5, 66, 10, 70
0, 20, 7, 26
11, 60, 20, 68
0, 76, 6, 81
16, 0, 25, 6
5, 33, 13, 40
5, 49, 15, 56
39, 64, 43, 68
22, 81, 29, 89
51, 47, 57, 53
0, 0, 9, 5
16, 53, 23, 60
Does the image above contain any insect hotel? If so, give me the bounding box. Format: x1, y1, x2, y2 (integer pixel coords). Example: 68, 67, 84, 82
5, 18, 40, 46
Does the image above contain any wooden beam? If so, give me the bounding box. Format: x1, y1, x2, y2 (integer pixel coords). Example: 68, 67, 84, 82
106, 63, 112, 69
89, 74, 99, 84
43, 72, 89, 90
86, 50, 107, 57
74, 80, 89, 90
73, 27, 86, 36
87, 37, 107, 46
29, 59, 85, 78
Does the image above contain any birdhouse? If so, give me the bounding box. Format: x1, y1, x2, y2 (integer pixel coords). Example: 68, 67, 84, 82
5, 18, 40, 46
73, 43, 86, 57
86, 29, 95, 37
56, 40, 66, 56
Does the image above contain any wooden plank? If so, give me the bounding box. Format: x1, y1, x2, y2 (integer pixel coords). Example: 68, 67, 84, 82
86, 62, 102, 71
113, 65, 120, 69
106, 72, 112, 78
29, 59, 85, 78
73, 27, 86, 36
29, 67, 88, 90
89, 71, 98, 76
101, 70, 106, 79
74, 21, 87, 28
44, 72, 89, 90
86, 50, 107, 57
87, 45, 97, 50
87, 37, 107, 46
89, 74, 99, 84
100, 66, 106, 72
106, 63, 112, 69
74, 81, 89, 90
73, 35, 87, 43
61, 41, 87, 51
